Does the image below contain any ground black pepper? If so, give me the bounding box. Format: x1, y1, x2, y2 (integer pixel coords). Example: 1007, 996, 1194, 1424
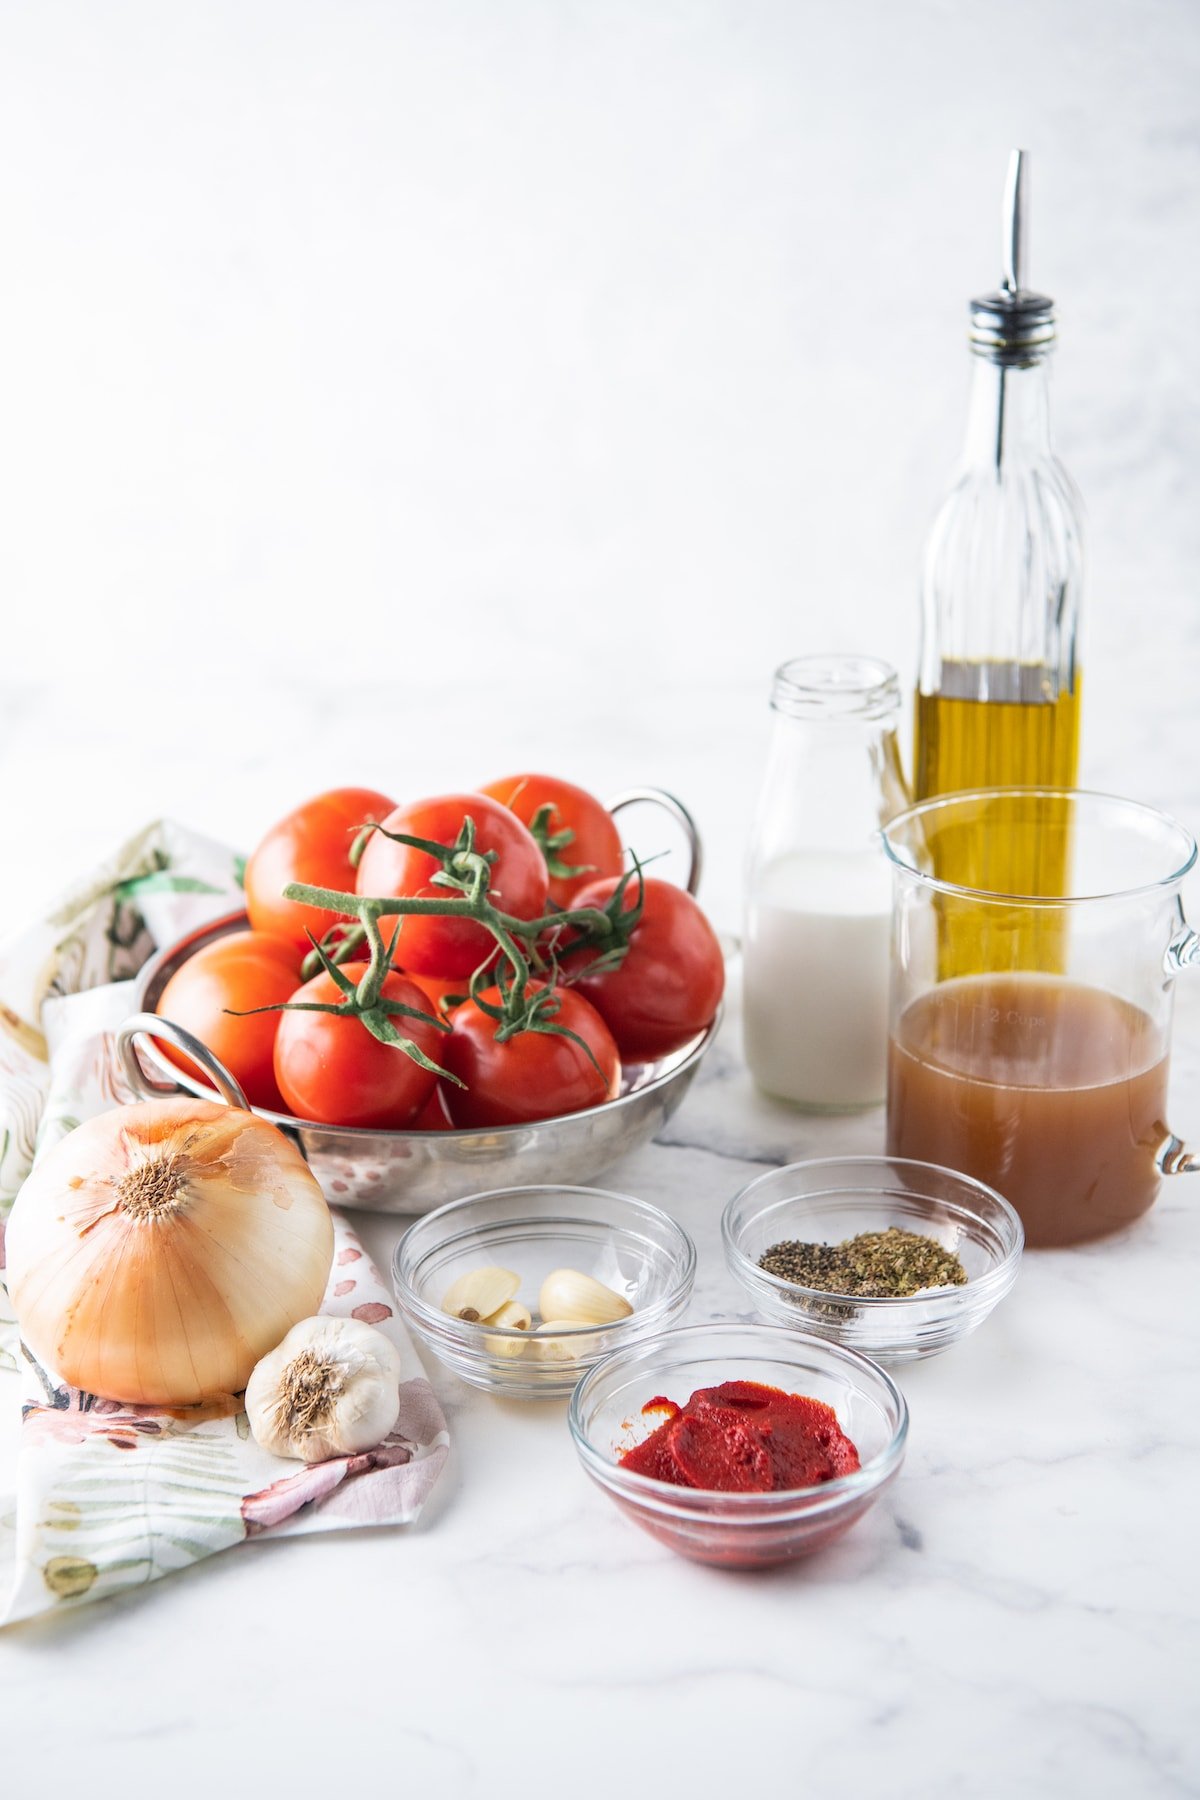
758, 1227, 967, 1298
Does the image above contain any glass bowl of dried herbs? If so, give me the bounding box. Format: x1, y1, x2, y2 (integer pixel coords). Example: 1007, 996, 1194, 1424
722, 1157, 1023, 1362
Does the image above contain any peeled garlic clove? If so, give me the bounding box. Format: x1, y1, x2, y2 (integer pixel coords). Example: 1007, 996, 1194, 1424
483, 1298, 533, 1359
485, 1299, 532, 1331
441, 1266, 520, 1323
535, 1320, 598, 1361
245, 1316, 403, 1462
538, 1268, 633, 1327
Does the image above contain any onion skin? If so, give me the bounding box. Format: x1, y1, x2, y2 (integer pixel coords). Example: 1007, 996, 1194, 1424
5, 1100, 334, 1407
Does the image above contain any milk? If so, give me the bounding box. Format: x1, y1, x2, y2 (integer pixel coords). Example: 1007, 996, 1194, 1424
743, 849, 892, 1109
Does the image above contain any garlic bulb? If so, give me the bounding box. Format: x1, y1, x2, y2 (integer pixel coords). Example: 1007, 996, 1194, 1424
537, 1268, 633, 1326
245, 1316, 402, 1461
5, 1099, 334, 1406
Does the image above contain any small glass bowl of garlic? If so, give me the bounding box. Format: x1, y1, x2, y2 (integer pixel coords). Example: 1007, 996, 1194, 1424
393, 1185, 697, 1399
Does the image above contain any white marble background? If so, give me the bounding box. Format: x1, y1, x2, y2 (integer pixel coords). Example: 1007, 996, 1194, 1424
1, 2, 1198, 1794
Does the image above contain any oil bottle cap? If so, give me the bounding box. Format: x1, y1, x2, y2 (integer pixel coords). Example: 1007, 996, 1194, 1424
969, 150, 1055, 364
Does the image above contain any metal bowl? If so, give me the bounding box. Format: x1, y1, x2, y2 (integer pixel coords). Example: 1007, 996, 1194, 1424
120, 788, 717, 1214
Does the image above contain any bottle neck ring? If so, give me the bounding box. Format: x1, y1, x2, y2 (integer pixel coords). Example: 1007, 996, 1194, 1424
969, 289, 1056, 368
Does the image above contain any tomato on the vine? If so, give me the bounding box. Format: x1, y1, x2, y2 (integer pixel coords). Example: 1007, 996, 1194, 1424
400, 969, 465, 1023
440, 986, 620, 1128
410, 1085, 454, 1131
245, 786, 395, 952
480, 773, 625, 908
155, 930, 302, 1111
273, 964, 447, 1128
566, 876, 724, 1062
355, 792, 549, 978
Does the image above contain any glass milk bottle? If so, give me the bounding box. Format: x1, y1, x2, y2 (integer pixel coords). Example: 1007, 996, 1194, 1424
743, 656, 909, 1110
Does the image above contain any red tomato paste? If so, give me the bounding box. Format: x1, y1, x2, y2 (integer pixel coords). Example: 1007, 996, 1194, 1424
619, 1380, 860, 1492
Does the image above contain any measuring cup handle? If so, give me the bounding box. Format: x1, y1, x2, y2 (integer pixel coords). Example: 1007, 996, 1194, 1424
1158, 924, 1200, 1173
1165, 925, 1200, 977
1158, 1135, 1200, 1177
606, 787, 703, 896
117, 1013, 251, 1111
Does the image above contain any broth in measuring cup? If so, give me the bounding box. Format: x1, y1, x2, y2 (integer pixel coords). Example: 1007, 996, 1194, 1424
885, 973, 1169, 1247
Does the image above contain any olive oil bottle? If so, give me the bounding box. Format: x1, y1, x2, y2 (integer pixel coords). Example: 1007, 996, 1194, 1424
915, 153, 1084, 949
915, 665, 1082, 803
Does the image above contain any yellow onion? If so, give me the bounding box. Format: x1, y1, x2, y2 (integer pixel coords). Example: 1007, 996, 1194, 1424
5, 1099, 334, 1406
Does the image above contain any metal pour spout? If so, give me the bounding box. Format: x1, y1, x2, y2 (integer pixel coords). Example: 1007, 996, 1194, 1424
969, 148, 1053, 366
1001, 147, 1028, 296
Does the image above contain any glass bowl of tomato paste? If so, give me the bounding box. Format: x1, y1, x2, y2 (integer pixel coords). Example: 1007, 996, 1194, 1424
568, 1323, 907, 1568
393, 1184, 697, 1399
722, 1157, 1023, 1363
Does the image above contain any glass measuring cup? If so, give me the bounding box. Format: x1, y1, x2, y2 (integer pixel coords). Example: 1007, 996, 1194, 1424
881, 789, 1198, 1247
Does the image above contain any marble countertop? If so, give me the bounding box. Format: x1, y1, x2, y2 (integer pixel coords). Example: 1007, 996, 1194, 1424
1, 682, 1198, 1797
1, 1, 1198, 1785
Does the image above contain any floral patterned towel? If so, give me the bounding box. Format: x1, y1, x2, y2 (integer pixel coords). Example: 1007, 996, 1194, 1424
0, 822, 449, 1628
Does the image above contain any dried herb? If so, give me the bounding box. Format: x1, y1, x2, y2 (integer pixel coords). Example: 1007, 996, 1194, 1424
758, 1227, 967, 1298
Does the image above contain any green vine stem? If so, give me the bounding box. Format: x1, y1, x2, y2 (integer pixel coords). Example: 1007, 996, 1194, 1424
525, 801, 594, 883
287, 819, 642, 1014
283, 879, 618, 1019
286, 881, 611, 935
299, 921, 367, 983
240, 818, 648, 1084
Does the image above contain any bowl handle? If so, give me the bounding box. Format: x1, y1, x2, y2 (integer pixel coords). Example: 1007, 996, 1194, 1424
605, 787, 703, 896
116, 1012, 251, 1112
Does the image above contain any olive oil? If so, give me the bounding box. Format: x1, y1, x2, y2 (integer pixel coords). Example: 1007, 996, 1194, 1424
915, 661, 1081, 901
915, 663, 1081, 806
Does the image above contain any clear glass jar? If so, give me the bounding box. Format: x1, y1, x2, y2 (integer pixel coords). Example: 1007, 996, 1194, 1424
743, 655, 908, 1111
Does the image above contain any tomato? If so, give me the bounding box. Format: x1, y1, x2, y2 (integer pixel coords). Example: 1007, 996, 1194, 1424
273, 964, 447, 1128
480, 773, 625, 908
245, 786, 395, 952
155, 931, 302, 1111
355, 793, 549, 978
401, 969, 467, 1022
566, 877, 725, 1062
441, 986, 620, 1128
411, 1085, 454, 1130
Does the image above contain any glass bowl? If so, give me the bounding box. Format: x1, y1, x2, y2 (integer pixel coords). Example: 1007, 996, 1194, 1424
393, 1185, 697, 1399
568, 1322, 907, 1568
723, 1156, 1023, 1363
